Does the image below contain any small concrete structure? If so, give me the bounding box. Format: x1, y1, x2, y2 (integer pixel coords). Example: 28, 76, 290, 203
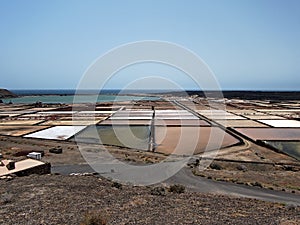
27, 152, 42, 160
0, 159, 49, 177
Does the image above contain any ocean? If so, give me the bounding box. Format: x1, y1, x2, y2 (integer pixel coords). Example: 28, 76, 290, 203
2, 89, 161, 104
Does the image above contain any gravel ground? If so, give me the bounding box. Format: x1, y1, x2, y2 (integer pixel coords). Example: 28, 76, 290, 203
0, 174, 299, 225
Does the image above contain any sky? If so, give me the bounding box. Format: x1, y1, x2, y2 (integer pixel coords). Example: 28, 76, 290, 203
0, 0, 299, 90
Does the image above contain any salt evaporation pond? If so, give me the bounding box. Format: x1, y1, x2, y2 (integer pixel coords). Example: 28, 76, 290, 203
74, 125, 150, 151
264, 141, 300, 160
24, 126, 86, 140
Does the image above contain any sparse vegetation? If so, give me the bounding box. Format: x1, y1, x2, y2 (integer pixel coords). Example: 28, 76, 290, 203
80, 211, 108, 225
111, 181, 122, 189
150, 186, 166, 196
237, 164, 248, 172
0, 170, 299, 224
169, 184, 185, 194
49, 146, 63, 154
287, 185, 300, 191
209, 162, 222, 170
193, 160, 300, 194
251, 181, 263, 188
1, 192, 13, 204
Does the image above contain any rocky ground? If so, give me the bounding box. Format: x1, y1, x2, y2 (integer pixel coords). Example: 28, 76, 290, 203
192, 160, 300, 194
1, 135, 299, 194
0, 174, 299, 225
0, 131, 300, 224
0, 136, 166, 165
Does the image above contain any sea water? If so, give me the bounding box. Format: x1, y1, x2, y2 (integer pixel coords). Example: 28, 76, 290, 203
2, 94, 160, 104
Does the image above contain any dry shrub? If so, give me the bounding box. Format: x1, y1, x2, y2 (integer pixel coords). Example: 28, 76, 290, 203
209, 162, 222, 170
80, 211, 108, 225
111, 181, 122, 189
169, 184, 185, 194
150, 186, 167, 196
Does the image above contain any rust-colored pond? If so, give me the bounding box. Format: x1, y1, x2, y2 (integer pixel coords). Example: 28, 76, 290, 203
99, 119, 151, 125
154, 119, 210, 126
0, 125, 49, 136
154, 126, 240, 155
234, 128, 300, 141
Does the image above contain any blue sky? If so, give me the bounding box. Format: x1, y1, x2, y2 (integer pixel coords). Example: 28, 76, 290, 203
0, 0, 299, 90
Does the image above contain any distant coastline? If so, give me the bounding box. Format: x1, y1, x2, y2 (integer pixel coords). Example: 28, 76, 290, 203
3, 89, 300, 101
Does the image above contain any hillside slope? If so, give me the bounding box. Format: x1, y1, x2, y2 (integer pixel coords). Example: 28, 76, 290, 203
0, 174, 299, 224
0, 88, 17, 98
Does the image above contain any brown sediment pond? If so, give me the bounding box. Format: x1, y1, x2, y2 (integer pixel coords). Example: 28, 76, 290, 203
214, 120, 268, 128
0, 120, 44, 125
195, 110, 246, 120
0, 125, 49, 136
18, 113, 47, 118
192, 105, 212, 110
154, 119, 210, 126
99, 119, 151, 125
113, 110, 152, 115
110, 116, 153, 120
201, 114, 246, 120
244, 115, 286, 120
113, 113, 153, 117
0, 107, 28, 111
59, 116, 106, 121
40, 120, 102, 126
0, 113, 21, 117
155, 115, 199, 119
154, 126, 240, 155
25, 107, 59, 111
234, 128, 300, 141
